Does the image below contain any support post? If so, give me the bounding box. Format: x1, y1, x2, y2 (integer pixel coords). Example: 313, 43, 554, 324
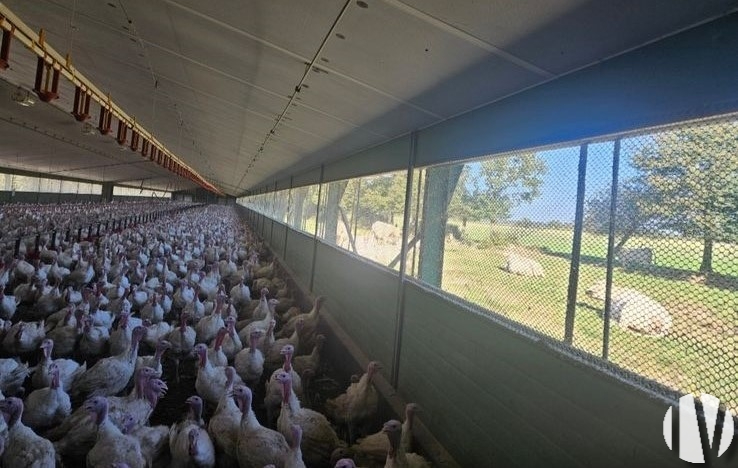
391, 132, 417, 387
564, 144, 589, 343
101, 182, 114, 202
309, 166, 325, 293
602, 139, 621, 359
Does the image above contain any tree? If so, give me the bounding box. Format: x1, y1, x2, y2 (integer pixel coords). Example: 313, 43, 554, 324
466, 152, 547, 226
584, 178, 657, 254
631, 123, 738, 273
447, 165, 473, 227
354, 173, 405, 226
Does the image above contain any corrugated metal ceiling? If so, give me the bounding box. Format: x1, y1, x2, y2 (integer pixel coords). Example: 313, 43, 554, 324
0, 0, 735, 195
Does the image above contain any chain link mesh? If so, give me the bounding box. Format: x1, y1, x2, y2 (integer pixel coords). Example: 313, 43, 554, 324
241, 113, 738, 412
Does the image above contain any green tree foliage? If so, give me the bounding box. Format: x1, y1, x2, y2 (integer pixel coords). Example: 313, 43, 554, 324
631, 123, 738, 273
449, 153, 546, 226
350, 173, 406, 226
584, 178, 657, 254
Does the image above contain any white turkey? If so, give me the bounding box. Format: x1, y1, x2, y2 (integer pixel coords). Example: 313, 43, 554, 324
136, 338, 171, 377
196, 296, 225, 344
381, 419, 430, 468
207, 366, 240, 467
326, 361, 382, 443
166, 312, 196, 382
284, 424, 307, 468
0, 397, 57, 467
350, 403, 420, 465
84, 395, 146, 468
169, 395, 215, 468
32, 338, 86, 390
234, 328, 265, 388
233, 384, 289, 468
21, 362, 72, 431
0, 358, 31, 396
220, 314, 243, 362
276, 370, 343, 467
71, 325, 145, 402
265, 344, 302, 426
194, 343, 243, 406
207, 326, 229, 368
0, 286, 19, 320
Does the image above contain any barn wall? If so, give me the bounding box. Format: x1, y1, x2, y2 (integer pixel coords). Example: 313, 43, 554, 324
271, 221, 287, 259
244, 211, 733, 468
312, 242, 399, 370
400, 281, 677, 467
284, 229, 314, 289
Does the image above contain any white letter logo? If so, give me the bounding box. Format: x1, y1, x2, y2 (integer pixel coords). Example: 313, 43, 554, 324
663, 393, 734, 463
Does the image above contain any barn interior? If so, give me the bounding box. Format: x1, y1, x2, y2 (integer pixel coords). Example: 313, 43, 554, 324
1, 1, 738, 466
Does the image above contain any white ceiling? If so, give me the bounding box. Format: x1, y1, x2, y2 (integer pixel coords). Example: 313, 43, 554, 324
0, 0, 736, 195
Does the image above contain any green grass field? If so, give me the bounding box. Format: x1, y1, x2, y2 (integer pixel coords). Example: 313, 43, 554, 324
440, 220, 738, 409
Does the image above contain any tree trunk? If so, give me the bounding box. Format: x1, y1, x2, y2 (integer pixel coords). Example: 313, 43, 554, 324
612, 231, 634, 256
323, 181, 348, 244
699, 234, 714, 274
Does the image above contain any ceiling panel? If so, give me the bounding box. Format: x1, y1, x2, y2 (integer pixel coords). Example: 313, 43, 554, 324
164, 5, 307, 98
297, 67, 437, 137
319, 0, 540, 109
163, 0, 346, 59
397, 0, 738, 74
180, 63, 287, 120
1, 0, 736, 195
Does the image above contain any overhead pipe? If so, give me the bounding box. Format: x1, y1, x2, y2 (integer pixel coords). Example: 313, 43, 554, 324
0, 27, 11, 69
0, 6, 223, 195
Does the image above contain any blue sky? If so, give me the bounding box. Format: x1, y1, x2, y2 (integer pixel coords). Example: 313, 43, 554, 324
465, 139, 645, 223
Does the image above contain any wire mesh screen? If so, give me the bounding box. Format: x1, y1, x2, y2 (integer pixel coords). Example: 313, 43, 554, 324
242, 113, 738, 411
317, 172, 406, 267
406, 149, 580, 340
404, 115, 738, 408
286, 184, 320, 234
584, 120, 738, 412
271, 188, 290, 224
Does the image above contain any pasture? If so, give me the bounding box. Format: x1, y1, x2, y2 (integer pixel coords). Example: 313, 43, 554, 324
442, 221, 738, 410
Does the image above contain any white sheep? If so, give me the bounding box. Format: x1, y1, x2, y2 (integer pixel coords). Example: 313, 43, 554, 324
586, 280, 672, 337
503, 253, 545, 277
617, 247, 653, 268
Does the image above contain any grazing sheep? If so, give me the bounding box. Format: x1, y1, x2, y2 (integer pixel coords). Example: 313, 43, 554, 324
370, 221, 401, 245
503, 253, 545, 277
586, 280, 672, 337
617, 247, 653, 268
